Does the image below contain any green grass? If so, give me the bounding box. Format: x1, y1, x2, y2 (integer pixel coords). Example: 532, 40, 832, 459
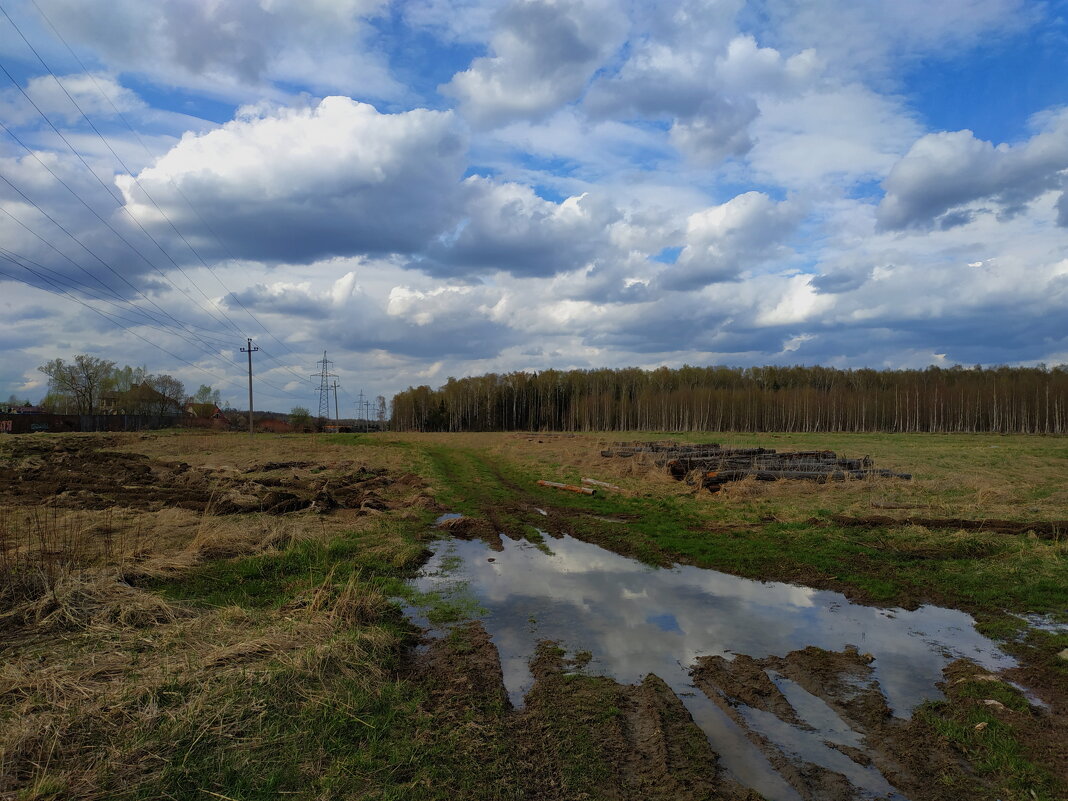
918, 689, 1059, 801
414, 440, 1067, 618
116, 642, 437, 800
153, 521, 430, 611
117, 513, 515, 800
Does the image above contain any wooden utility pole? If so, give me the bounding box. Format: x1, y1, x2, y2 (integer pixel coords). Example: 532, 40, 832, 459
240, 338, 258, 436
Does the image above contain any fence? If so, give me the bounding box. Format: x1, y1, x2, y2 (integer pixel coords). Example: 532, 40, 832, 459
0, 413, 181, 434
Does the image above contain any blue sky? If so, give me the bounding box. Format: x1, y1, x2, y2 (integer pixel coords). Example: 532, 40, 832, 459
1, 0, 1066, 413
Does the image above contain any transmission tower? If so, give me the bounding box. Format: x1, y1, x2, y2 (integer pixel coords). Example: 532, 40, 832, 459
312, 352, 336, 421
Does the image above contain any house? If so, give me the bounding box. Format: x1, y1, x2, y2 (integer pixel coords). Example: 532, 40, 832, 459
185, 402, 228, 422
99, 384, 184, 415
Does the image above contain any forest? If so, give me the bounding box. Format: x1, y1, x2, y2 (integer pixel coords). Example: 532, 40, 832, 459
389, 364, 1068, 433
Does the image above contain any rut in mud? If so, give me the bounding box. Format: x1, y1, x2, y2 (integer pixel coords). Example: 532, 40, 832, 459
406, 531, 1065, 801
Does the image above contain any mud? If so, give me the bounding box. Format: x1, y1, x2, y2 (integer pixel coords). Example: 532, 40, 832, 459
412, 620, 1064, 801
435, 515, 504, 550
694, 647, 974, 801
411, 624, 758, 801
407, 532, 1068, 800
826, 514, 1068, 539
0, 436, 413, 516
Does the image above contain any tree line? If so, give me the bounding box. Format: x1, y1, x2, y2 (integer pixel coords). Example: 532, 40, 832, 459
34, 354, 221, 416
390, 364, 1068, 434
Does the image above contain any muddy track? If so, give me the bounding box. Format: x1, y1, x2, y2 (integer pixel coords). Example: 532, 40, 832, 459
411, 623, 756, 801
412, 622, 1065, 801
420, 449, 1066, 800
694, 647, 975, 801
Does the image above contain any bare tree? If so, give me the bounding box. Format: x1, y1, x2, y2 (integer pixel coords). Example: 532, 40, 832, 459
146, 374, 186, 416
38, 355, 116, 414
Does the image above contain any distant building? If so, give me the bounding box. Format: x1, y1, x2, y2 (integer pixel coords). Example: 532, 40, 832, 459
100, 383, 183, 415
185, 402, 228, 422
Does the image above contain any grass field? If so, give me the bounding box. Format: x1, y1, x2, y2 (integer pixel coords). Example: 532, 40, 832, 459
1, 429, 1064, 800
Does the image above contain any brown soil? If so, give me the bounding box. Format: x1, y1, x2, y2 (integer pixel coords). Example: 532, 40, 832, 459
5, 434, 1062, 800
435, 515, 504, 550
940, 659, 1068, 789
0, 435, 418, 516
411, 626, 1068, 801
690, 646, 1066, 801
410, 625, 758, 800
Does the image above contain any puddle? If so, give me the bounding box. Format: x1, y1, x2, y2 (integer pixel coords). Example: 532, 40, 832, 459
433, 512, 465, 525
407, 533, 1015, 801
1011, 612, 1068, 634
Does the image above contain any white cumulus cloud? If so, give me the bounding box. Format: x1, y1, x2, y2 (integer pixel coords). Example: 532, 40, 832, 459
442, 0, 626, 127
117, 97, 467, 263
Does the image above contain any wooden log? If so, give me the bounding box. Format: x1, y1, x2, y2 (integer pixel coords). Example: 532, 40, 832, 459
582, 477, 621, 490
537, 480, 596, 495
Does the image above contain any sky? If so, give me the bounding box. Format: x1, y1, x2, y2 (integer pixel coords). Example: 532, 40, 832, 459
1, 0, 1067, 414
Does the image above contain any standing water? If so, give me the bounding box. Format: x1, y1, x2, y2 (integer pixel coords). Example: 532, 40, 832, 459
407, 532, 1015, 801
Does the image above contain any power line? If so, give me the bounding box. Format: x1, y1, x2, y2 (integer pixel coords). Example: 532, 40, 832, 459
0, 179, 238, 354
0, 258, 252, 394
0, 194, 303, 397
0, 2, 317, 404
0, 4, 247, 330
24, 0, 315, 379
0, 246, 229, 345
1, 258, 308, 402
0, 94, 241, 338
0, 244, 234, 350
0, 70, 312, 387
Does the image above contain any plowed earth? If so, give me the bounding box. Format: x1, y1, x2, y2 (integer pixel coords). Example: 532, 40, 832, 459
1, 436, 414, 515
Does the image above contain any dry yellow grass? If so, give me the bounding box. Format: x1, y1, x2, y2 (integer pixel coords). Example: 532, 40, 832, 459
386, 430, 1068, 525
0, 430, 429, 798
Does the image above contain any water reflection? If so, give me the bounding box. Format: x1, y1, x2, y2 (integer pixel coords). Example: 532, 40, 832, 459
408, 533, 1014, 800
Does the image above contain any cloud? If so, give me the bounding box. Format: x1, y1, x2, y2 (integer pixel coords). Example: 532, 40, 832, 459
442, 0, 625, 127
747, 83, 922, 188
232, 268, 516, 360
117, 97, 466, 263
666, 96, 758, 165
419, 176, 621, 277
582, 5, 822, 165
32, 0, 400, 100
755, 0, 1031, 76
584, 17, 755, 163
658, 192, 800, 290
877, 111, 1068, 230
0, 73, 144, 127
